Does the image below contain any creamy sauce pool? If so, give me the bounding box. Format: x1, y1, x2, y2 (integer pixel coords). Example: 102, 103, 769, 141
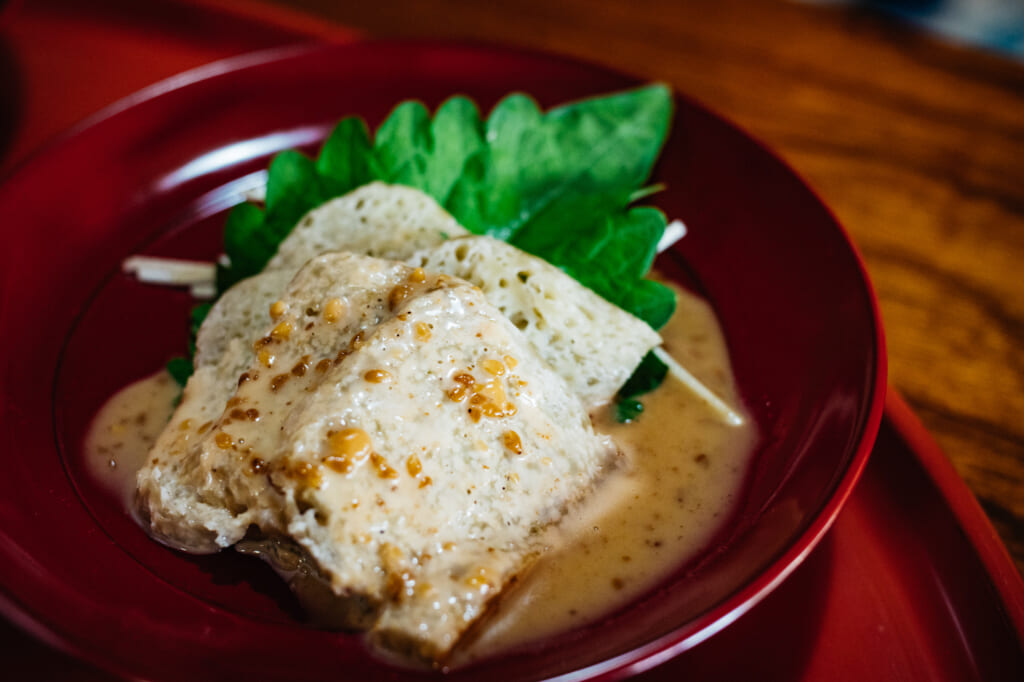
84, 284, 755, 662
84, 370, 179, 509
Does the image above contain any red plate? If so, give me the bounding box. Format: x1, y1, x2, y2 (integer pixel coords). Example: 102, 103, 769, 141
0, 42, 885, 680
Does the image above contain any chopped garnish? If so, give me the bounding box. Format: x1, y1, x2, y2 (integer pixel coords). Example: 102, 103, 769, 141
123, 256, 216, 287
657, 220, 687, 253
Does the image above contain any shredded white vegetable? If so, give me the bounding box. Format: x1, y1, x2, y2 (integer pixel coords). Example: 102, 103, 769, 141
123, 256, 216, 290
190, 282, 217, 299
243, 185, 267, 203
653, 346, 744, 426
657, 219, 687, 253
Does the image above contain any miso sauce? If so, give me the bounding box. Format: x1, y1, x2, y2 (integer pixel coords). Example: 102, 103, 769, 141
85, 285, 755, 663
84, 369, 178, 508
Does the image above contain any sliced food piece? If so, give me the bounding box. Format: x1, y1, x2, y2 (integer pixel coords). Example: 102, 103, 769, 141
194, 268, 293, 370
409, 235, 661, 409
136, 251, 618, 661
267, 181, 468, 273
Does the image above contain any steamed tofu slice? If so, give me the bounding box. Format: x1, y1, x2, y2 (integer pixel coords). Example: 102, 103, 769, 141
137, 252, 618, 660
409, 236, 661, 410
267, 182, 469, 272
193, 180, 465, 406
194, 268, 293, 371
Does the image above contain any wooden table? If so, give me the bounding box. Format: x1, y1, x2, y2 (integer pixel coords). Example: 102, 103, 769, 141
256, 0, 1024, 574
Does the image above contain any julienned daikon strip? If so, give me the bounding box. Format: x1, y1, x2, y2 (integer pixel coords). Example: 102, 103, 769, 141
243, 185, 267, 203
657, 220, 687, 253
123, 256, 216, 287
653, 346, 744, 426
189, 282, 217, 299
123, 257, 215, 299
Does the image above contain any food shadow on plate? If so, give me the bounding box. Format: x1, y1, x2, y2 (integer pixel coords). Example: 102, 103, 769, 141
173, 546, 310, 624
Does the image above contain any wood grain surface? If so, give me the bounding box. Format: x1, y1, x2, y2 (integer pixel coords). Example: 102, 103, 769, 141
264, 0, 1024, 573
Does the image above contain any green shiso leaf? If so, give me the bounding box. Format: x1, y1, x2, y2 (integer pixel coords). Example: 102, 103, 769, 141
618, 351, 670, 399
189, 302, 212, 354
613, 350, 670, 422
421, 97, 487, 202
200, 85, 677, 407
167, 302, 213, 388
615, 398, 645, 423
607, 277, 676, 332
166, 356, 192, 388
610, 395, 643, 421
373, 97, 486, 201
450, 85, 676, 330
218, 202, 266, 292
317, 116, 377, 194
373, 100, 433, 187
449, 85, 671, 239
515, 203, 674, 329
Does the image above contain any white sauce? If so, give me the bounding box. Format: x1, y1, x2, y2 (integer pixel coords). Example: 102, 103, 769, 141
84, 284, 755, 662
83, 370, 178, 509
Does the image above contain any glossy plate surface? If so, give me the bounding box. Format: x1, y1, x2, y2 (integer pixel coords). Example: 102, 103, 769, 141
0, 42, 885, 680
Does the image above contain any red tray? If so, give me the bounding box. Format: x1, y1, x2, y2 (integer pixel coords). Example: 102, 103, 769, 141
1, 2, 1021, 679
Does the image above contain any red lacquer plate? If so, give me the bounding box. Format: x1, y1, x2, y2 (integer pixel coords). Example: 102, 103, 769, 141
0, 42, 885, 680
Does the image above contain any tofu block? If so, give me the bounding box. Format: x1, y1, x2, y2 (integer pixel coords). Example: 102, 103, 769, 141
267, 182, 468, 273
194, 268, 292, 371
137, 252, 618, 661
